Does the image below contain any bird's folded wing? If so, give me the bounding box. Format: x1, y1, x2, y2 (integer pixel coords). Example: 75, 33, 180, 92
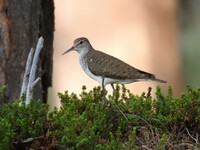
87, 50, 153, 80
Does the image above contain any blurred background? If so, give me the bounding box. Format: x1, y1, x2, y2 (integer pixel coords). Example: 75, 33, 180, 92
48, 0, 200, 108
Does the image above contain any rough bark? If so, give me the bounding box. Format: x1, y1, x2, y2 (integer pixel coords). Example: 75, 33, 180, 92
0, 0, 54, 106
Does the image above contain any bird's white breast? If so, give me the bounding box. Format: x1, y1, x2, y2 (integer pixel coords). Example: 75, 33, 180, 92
78, 54, 103, 85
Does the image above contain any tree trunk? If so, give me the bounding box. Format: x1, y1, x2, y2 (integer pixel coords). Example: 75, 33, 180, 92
0, 0, 54, 106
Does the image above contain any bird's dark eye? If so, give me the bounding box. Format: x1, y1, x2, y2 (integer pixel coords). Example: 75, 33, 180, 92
79, 40, 84, 44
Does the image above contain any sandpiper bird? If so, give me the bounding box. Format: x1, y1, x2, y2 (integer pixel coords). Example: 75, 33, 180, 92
62, 37, 166, 91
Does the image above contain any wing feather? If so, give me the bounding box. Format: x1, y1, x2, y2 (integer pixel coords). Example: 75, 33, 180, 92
87, 50, 154, 80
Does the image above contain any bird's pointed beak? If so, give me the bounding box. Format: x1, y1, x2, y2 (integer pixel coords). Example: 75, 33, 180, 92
62, 46, 74, 55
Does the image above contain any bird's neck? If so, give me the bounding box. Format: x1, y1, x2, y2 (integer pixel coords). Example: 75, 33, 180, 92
78, 45, 94, 57
78, 48, 90, 67
79, 48, 89, 56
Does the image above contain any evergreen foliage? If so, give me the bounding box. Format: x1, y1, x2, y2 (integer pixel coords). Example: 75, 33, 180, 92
0, 85, 200, 149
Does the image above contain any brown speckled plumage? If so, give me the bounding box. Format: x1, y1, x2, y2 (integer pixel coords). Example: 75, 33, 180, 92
62, 37, 166, 89
86, 49, 155, 80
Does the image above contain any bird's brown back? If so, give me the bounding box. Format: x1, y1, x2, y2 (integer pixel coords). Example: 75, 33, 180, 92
86, 50, 155, 80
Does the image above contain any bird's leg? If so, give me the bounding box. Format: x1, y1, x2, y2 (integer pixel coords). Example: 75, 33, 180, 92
110, 83, 115, 96
101, 77, 105, 91
101, 77, 108, 105
101, 77, 106, 97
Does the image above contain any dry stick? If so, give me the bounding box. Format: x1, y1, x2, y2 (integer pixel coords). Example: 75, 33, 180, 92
26, 37, 44, 105
13, 136, 44, 144
114, 104, 128, 120
20, 48, 35, 98
30, 77, 41, 92
185, 127, 198, 144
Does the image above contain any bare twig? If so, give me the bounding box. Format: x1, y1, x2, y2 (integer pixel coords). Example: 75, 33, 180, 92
22, 136, 44, 143
175, 142, 195, 149
131, 114, 154, 134
20, 48, 34, 97
26, 37, 44, 105
13, 136, 44, 144
142, 145, 152, 150
115, 104, 128, 120
30, 77, 41, 92
151, 118, 170, 135
185, 127, 198, 144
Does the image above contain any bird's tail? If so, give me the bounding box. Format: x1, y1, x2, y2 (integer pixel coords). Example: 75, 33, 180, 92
150, 74, 167, 83
154, 78, 167, 83
138, 70, 167, 83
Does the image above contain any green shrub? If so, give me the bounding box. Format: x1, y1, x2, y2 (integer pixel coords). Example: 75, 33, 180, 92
0, 92, 49, 149
0, 84, 200, 149
49, 85, 200, 149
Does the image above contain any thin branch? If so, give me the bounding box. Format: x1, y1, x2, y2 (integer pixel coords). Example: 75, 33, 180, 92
114, 104, 128, 120
175, 143, 195, 149
131, 114, 154, 134
20, 48, 34, 97
151, 118, 170, 135
185, 127, 198, 144
13, 136, 44, 144
22, 136, 43, 143
30, 77, 41, 92
26, 37, 44, 105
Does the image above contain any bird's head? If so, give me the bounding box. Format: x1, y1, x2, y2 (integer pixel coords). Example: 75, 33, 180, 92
62, 37, 92, 55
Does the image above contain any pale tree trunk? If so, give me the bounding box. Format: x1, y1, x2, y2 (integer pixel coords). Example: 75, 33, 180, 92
0, 0, 54, 106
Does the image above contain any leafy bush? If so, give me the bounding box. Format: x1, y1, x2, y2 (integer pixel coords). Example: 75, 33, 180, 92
0, 85, 200, 149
